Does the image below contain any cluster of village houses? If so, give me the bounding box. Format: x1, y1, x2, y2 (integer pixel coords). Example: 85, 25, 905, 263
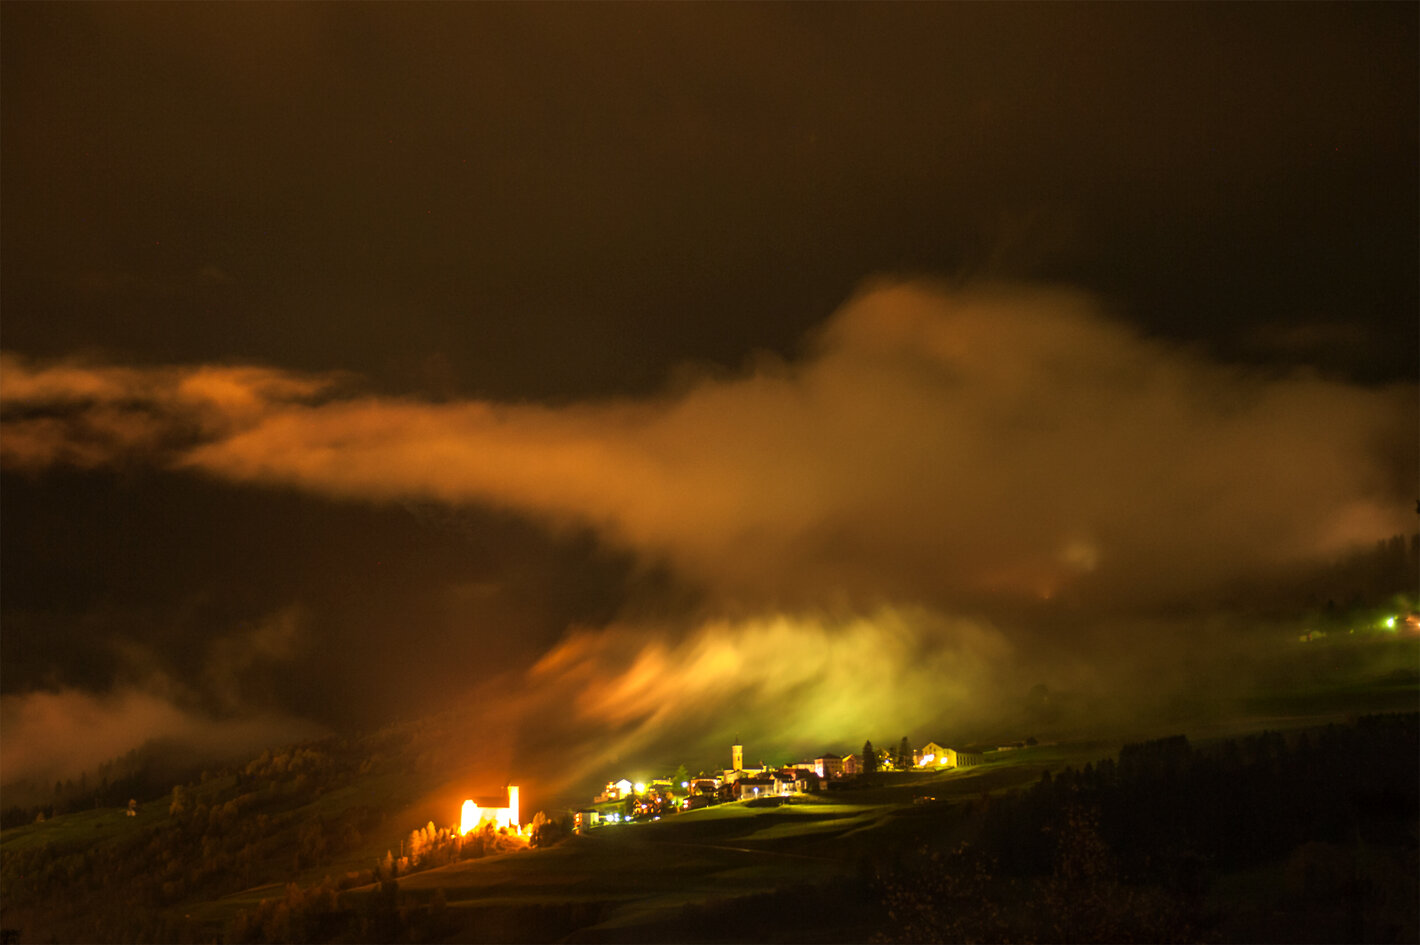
577, 740, 990, 829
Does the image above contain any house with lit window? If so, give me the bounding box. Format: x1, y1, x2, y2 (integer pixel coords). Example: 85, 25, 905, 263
918, 742, 949, 766
732, 775, 778, 799
595, 778, 634, 802
778, 763, 822, 791
917, 743, 984, 769
689, 777, 721, 796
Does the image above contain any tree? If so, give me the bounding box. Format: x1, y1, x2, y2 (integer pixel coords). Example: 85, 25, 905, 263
169, 784, 188, 818
862, 740, 878, 776
897, 736, 911, 769
531, 810, 567, 847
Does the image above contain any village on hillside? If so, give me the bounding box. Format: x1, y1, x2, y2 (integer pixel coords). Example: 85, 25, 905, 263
574, 736, 1033, 831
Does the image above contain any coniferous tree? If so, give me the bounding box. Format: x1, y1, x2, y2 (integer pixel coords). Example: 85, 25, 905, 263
897, 736, 911, 768
862, 740, 878, 775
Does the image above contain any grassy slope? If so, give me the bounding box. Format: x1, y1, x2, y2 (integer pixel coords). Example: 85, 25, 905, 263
347, 746, 1116, 942
342, 670, 1419, 944
0, 801, 169, 855
5, 641, 1415, 943
0, 735, 466, 942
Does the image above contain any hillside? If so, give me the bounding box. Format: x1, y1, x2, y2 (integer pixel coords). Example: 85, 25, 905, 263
3, 648, 1417, 943
325, 715, 1418, 944
0, 713, 517, 943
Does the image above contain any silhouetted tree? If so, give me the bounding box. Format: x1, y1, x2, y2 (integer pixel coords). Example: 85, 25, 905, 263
530, 810, 567, 847
862, 740, 878, 775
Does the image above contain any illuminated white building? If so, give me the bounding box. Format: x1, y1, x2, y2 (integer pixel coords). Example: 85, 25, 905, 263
917, 742, 984, 768
459, 785, 520, 834
595, 778, 634, 802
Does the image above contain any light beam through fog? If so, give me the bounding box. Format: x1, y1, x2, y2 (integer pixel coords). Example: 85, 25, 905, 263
522, 606, 1014, 791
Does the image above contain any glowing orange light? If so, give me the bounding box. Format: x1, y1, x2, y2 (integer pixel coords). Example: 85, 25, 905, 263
459, 799, 480, 835
458, 785, 521, 835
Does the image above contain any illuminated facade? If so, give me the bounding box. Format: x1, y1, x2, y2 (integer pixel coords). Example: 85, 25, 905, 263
918, 741, 949, 766
733, 775, 776, 798
459, 785, 520, 834
595, 778, 635, 802
917, 742, 984, 768
690, 777, 721, 796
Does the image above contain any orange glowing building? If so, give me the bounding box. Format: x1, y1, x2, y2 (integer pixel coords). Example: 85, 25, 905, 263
459, 785, 520, 834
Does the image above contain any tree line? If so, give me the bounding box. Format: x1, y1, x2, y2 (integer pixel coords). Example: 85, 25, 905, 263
0, 735, 412, 942
875, 712, 1419, 943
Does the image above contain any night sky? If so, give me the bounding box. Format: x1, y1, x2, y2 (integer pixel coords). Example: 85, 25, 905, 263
3, 4, 1416, 799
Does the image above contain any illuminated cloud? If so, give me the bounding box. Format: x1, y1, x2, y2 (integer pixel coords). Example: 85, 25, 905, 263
3, 282, 1413, 610
0, 685, 322, 788
0, 604, 322, 790
4, 281, 1414, 796
519, 606, 1014, 790
0, 354, 341, 469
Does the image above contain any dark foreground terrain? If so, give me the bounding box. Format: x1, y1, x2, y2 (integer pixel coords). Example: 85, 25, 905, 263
4, 706, 1417, 944
5, 626, 1419, 945
316, 714, 1420, 944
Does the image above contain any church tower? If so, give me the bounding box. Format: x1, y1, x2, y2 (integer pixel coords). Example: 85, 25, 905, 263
732, 738, 743, 772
